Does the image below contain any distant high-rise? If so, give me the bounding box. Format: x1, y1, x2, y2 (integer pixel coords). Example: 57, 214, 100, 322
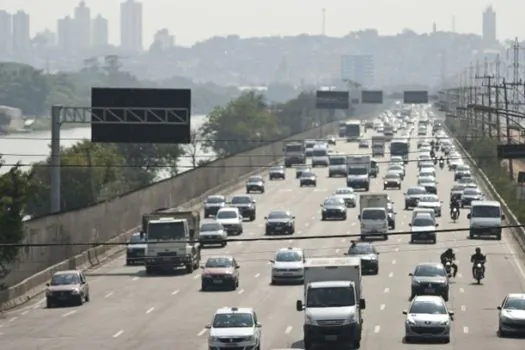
341, 55, 375, 87
74, 1, 92, 49
57, 16, 75, 52
482, 6, 496, 43
92, 15, 109, 47
12, 11, 31, 55
120, 0, 143, 52
0, 11, 12, 56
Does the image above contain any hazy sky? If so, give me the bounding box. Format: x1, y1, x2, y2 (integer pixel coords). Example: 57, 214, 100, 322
1, 0, 524, 46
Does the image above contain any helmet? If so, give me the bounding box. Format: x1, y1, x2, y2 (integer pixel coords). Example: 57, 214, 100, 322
446, 248, 453, 254
475, 247, 481, 253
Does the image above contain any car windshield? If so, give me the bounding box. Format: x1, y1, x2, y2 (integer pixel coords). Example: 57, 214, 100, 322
414, 265, 445, 277
216, 210, 237, 219
270, 166, 283, 171
306, 286, 356, 307
362, 209, 386, 220
302, 172, 315, 177
471, 205, 501, 218
418, 180, 434, 185
212, 312, 254, 328
348, 244, 375, 255
420, 196, 438, 203
457, 165, 469, 171
385, 173, 399, 179
129, 235, 146, 244
248, 176, 262, 182
409, 301, 447, 314
412, 217, 435, 226
201, 223, 223, 231
335, 188, 353, 195
504, 298, 525, 310
389, 165, 402, 170
50, 273, 80, 286
231, 196, 251, 204
324, 198, 343, 206
452, 185, 465, 192
330, 157, 346, 165
464, 189, 480, 195
276, 251, 302, 262
205, 258, 233, 268
206, 197, 224, 204
268, 211, 289, 219
407, 187, 426, 195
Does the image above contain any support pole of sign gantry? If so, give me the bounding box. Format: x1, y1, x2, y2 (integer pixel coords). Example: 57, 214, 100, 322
50, 105, 62, 214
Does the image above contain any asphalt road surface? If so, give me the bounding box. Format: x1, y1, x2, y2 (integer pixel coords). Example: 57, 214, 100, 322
1, 122, 525, 350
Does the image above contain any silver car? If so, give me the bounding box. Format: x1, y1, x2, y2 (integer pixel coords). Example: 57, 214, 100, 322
199, 221, 227, 247
417, 194, 442, 217
498, 293, 525, 336
333, 187, 356, 207
403, 295, 453, 343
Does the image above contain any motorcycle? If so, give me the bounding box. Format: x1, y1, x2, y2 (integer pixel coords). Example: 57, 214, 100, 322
473, 262, 484, 284
444, 259, 453, 278
433, 157, 438, 165
439, 160, 444, 169
451, 207, 459, 222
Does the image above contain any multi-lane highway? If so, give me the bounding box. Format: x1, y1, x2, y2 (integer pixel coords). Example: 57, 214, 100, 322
1, 117, 525, 350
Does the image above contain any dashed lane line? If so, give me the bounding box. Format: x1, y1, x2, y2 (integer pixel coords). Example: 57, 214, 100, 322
146, 307, 155, 314
112, 330, 124, 338
285, 326, 293, 334
197, 329, 207, 337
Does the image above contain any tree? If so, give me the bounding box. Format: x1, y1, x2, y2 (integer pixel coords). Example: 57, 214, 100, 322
0, 158, 33, 280
184, 129, 200, 169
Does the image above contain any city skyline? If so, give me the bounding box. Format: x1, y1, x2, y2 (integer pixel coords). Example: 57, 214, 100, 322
0, 0, 523, 47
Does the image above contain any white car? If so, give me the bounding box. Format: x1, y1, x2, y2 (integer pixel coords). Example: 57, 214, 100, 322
199, 221, 228, 247
409, 213, 438, 244
333, 187, 356, 207
417, 195, 442, 217
498, 293, 525, 337
403, 295, 453, 343
269, 247, 305, 284
215, 207, 243, 235
387, 164, 405, 178
206, 307, 262, 349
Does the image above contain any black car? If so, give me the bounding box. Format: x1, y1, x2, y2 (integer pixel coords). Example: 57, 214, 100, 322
203, 195, 226, 217
454, 166, 471, 181
269, 166, 285, 180
409, 263, 449, 301
230, 195, 257, 221
295, 165, 310, 179
126, 232, 147, 265
246, 175, 265, 193
265, 210, 295, 235
461, 187, 483, 207
383, 172, 402, 190
300, 171, 317, 187
404, 186, 427, 210
344, 242, 379, 275
320, 197, 347, 220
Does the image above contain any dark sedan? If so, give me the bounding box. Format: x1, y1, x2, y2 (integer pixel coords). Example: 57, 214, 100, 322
269, 166, 285, 180
461, 188, 483, 207
203, 195, 226, 217
320, 197, 347, 220
126, 232, 147, 265
404, 186, 427, 210
295, 165, 310, 179
344, 242, 379, 274
246, 175, 265, 193
383, 172, 402, 190
230, 195, 257, 221
299, 171, 317, 187
265, 210, 295, 235
409, 263, 449, 301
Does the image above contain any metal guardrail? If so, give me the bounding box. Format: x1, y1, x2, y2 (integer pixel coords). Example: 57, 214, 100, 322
445, 126, 525, 252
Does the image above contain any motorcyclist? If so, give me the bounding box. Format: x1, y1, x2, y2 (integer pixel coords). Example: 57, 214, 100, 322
440, 248, 458, 277
450, 196, 461, 218
471, 247, 486, 278
430, 149, 435, 158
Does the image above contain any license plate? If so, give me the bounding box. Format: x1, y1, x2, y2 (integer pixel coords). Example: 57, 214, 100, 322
424, 288, 435, 293
213, 280, 223, 284
282, 273, 292, 276
162, 257, 171, 261
325, 335, 337, 341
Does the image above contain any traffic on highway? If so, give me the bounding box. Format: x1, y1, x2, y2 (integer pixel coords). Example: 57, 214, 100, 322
1, 104, 524, 350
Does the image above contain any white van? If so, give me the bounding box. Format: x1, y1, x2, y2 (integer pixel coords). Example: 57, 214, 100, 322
359, 207, 389, 240
467, 200, 505, 240
312, 145, 329, 167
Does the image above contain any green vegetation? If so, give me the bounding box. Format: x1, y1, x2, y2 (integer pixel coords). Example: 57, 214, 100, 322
0, 157, 33, 280
446, 118, 525, 222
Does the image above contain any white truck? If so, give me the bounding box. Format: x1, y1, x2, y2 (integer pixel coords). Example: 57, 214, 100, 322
358, 193, 389, 240
371, 136, 385, 157
296, 257, 365, 349
346, 155, 371, 191
143, 210, 201, 274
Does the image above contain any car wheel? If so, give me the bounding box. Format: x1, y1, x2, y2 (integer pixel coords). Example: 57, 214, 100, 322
201, 283, 207, 291
443, 293, 449, 302
46, 298, 53, 308
85, 293, 90, 302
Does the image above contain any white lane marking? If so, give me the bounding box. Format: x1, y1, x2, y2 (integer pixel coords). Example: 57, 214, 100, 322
62, 310, 76, 317
374, 325, 381, 333
388, 272, 393, 278
457, 273, 463, 279
314, 188, 327, 192
193, 274, 201, 280
8, 317, 17, 322
131, 277, 139, 281
384, 287, 390, 293
397, 238, 401, 243
21, 311, 28, 316
459, 288, 464, 293
394, 247, 399, 252
288, 239, 293, 244
463, 326, 469, 334
113, 330, 124, 338
236, 242, 242, 245
304, 223, 310, 227
254, 273, 260, 278
285, 326, 293, 334
238, 289, 244, 295
461, 305, 466, 312
380, 304, 386, 310
351, 222, 356, 226
146, 307, 155, 314
171, 290, 179, 295
335, 249, 341, 254
503, 233, 525, 281
197, 329, 207, 336
392, 260, 397, 264
280, 189, 293, 192
340, 238, 346, 243
104, 292, 114, 298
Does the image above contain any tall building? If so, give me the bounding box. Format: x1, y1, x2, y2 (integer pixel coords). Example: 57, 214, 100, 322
0, 11, 12, 57
57, 16, 75, 52
74, 1, 91, 49
152, 28, 174, 50
12, 11, 31, 55
482, 6, 496, 43
92, 15, 109, 47
340, 55, 375, 87
120, 0, 143, 52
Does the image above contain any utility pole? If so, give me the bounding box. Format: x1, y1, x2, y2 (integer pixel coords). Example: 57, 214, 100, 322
495, 54, 502, 144
476, 56, 494, 137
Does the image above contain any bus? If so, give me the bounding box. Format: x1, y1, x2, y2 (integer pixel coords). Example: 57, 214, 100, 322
345, 120, 362, 142
390, 138, 410, 164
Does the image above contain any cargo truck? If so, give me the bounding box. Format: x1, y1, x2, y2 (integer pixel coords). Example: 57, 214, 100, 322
346, 155, 371, 191
143, 210, 201, 274
296, 257, 365, 349
371, 136, 385, 157
358, 194, 389, 240
345, 120, 362, 142
284, 141, 306, 167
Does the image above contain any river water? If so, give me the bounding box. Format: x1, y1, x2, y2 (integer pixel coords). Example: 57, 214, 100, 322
0, 115, 210, 175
